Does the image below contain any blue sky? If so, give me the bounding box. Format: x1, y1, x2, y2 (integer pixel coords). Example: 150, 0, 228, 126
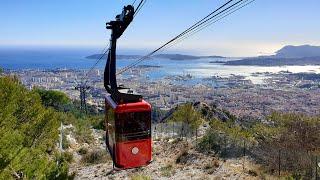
1, 0, 319, 56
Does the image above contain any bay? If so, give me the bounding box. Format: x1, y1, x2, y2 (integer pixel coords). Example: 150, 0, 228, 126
1, 48, 320, 84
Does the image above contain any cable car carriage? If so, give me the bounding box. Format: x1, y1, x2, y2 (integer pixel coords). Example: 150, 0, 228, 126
103, 5, 152, 169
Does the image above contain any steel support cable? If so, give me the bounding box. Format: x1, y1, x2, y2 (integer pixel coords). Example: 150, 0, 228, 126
132, 0, 137, 6
80, 45, 110, 84
81, 0, 145, 81
124, 0, 243, 70
117, 0, 244, 75
80, 0, 146, 84
135, 0, 145, 11
159, 0, 251, 54
172, 0, 235, 42
117, 0, 249, 75
163, 0, 255, 52
134, 0, 146, 18
132, 0, 240, 63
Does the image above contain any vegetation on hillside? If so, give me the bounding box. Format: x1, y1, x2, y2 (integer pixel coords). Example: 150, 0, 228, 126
169, 103, 203, 138
0, 76, 70, 179
252, 112, 320, 178
197, 109, 320, 178
0, 75, 105, 179
34, 89, 70, 111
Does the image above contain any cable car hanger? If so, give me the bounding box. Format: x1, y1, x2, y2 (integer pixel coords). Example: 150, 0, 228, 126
104, 4, 142, 104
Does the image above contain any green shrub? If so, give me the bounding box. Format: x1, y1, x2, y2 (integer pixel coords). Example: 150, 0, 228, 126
81, 150, 110, 164
62, 152, 73, 163
74, 119, 94, 144
197, 129, 222, 154
62, 134, 70, 149
0, 76, 70, 178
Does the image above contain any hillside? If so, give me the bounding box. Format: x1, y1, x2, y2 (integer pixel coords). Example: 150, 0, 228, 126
1, 75, 319, 179
224, 45, 320, 66
68, 102, 266, 179
0, 76, 70, 179
72, 139, 263, 180
275, 45, 320, 58
224, 56, 320, 66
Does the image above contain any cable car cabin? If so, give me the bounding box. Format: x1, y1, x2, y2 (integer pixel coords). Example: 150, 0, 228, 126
105, 95, 152, 169
103, 4, 151, 169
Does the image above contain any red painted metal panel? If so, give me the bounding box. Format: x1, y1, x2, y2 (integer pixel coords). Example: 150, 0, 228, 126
115, 100, 151, 113
116, 138, 152, 168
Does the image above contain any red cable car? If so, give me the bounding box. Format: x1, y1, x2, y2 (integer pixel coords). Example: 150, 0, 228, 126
103, 5, 152, 169
105, 95, 152, 168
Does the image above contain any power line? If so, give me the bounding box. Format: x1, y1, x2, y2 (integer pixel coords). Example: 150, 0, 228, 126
116, 0, 241, 75
132, 0, 137, 6
169, 0, 235, 43
164, 0, 255, 51
79, 0, 146, 83
134, 0, 146, 18
117, 0, 255, 75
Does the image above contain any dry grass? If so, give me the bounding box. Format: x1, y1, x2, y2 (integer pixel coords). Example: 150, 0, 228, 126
80, 149, 111, 165
130, 174, 151, 180
160, 163, 175, 177
203, 159, 220, 174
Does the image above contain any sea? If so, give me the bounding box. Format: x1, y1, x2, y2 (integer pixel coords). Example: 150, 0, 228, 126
1, 47, 320, 84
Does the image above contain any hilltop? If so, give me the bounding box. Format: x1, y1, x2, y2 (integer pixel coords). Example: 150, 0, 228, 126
224, 45, 320, 66
275, 45, 320, 58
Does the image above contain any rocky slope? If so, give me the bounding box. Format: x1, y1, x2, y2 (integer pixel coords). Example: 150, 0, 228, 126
71, 139, 263, 180
161, 102, 235, 123
64, 121, 270, 179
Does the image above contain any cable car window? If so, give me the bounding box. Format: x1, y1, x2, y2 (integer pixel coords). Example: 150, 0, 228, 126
116, 111, 151, 141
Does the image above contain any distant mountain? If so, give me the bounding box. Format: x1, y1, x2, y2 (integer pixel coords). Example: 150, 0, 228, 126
86, 53, 225, 60
153, 54, 225, 60
275, 45, 320, 58
224, 45, 320, 66
224, 56, 320, 66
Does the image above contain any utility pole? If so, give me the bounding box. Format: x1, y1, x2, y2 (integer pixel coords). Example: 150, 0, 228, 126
75, 83, 90, 114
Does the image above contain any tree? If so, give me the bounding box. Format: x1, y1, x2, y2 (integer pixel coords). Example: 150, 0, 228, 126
33, 89, 70, 111
0, 76, 70, 179
171, 103, 203, 138
252, 112, 320, 178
